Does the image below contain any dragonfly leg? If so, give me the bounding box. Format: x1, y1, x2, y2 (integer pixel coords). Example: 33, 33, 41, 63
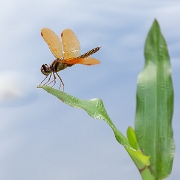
39, 73, 52, 86
56, 72, 64, 91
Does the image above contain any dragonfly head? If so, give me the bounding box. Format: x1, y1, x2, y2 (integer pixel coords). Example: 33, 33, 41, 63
41, 64, 52, 76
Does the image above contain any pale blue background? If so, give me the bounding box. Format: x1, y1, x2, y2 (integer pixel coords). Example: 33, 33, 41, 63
0, 0, 179, 179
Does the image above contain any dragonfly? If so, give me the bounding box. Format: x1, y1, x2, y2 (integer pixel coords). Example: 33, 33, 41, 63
39, 28, 101, 91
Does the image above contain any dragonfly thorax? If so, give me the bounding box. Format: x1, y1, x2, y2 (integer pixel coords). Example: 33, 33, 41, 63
51, 59, 68, 72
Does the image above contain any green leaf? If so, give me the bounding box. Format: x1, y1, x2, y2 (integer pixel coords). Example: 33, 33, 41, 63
38, 85, 130, 148
126, 127, 154, 180
135, 19, 175, 179
38, 86, 152, 178
127, 126, 140, 151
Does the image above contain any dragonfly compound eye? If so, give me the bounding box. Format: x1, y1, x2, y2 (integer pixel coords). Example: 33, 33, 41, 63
41, 64, 51, 76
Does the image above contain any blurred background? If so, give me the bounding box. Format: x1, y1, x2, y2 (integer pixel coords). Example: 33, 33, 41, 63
0, 0, 179, 179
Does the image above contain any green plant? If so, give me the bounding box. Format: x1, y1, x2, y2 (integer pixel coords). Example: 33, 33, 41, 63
38, 19, 175, 180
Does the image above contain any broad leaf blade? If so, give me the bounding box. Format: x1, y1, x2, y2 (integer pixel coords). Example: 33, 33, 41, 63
135, 20, 175, 179
39, 86, 152, 178
38, 86, 130, 148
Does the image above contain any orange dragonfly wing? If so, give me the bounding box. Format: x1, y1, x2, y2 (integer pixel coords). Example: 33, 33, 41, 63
61, 29, 80, 59
41, 28, 63, 59
63, 46, 101, 65
64, 57, 100, 65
